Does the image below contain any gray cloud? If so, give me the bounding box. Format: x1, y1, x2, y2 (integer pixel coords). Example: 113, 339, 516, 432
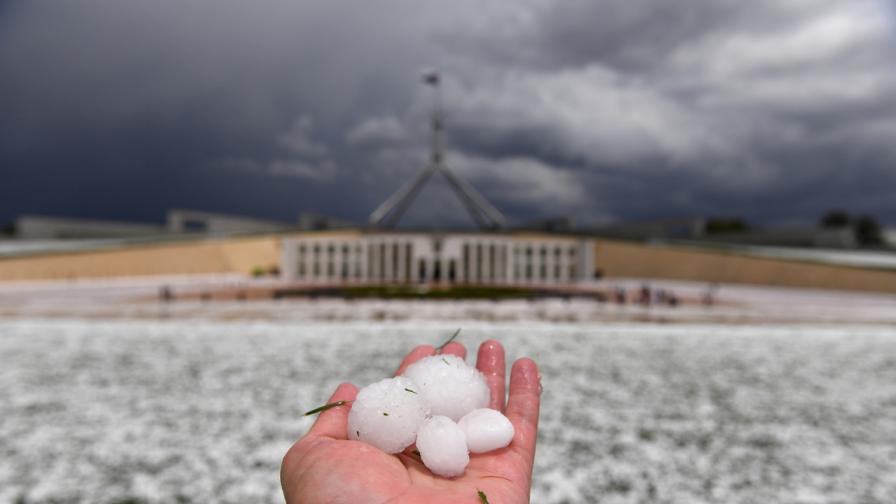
1, 0, 895, 228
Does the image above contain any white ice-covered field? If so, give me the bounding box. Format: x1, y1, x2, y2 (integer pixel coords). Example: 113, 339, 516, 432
2, 309, 896, 504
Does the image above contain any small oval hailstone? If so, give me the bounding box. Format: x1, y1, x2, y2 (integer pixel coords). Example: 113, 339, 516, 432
402, 354, 490, 421
347, 376, 428, 454
458, 408, 515, 453
416, 415, 470, 477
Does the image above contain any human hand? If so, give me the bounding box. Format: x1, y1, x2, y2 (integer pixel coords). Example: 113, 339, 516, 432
281, 339, 542, 503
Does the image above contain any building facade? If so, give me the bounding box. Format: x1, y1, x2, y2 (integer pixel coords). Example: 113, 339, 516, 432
281, 231, 595, 286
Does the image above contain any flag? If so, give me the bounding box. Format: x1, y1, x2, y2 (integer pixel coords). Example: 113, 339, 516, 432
422, 70, 440, 86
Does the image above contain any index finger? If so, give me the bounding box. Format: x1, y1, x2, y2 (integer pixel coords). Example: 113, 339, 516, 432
307, 382, 358, 439
476, 339, 506, 411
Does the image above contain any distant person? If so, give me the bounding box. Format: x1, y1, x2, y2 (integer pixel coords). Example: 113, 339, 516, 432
637, 284, 652, 306
667, 292, 680, 307
281, 340, 541, 503
614, 287, 627, 304
702, 283, 719, 306
159, 285, 173, 303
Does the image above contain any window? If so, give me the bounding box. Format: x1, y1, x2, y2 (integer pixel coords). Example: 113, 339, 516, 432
418, 259, 427, 283
525, 246, 533, 281
182, 219, 207, 232
405, 243, 413, 282
392, 242, 400, 281
476, 243, 483, 282
298, 244, 307, 277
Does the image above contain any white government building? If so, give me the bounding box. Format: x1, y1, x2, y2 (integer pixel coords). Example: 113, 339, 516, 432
281, 72, 595, 287
281, 231, 594, 286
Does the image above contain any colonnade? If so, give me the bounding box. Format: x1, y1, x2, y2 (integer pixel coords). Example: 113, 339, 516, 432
281, 234, 591, 285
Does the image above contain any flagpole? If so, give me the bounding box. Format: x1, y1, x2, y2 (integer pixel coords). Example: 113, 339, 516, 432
425, 71, 444, 167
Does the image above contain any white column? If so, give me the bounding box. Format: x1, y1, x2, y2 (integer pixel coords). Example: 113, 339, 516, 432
529, 243, 541, 283
494, 243, 503, 283
503, 244, 512, 285
580, 240, 592, 282
360, 241, 369, 283
469, 241, 475, 284
522, 244, 529, 284
347, 244, 356, 283
395, 242, 404, 284
310, 242, 318, 284
458, 241, 466, 284
341, 242, 349, 283
281, 241, 295, 280
480, 242, 489, 284
460, 239, 473, 283
558, 245, 568, 284
300, 243, 307, 282
370, 241, 379, 281
511, 245, 519, 285
544, 244, 554, 284
324, 241, 331, 282
493, 243, 502, 283
385, 240, 395, 283
478, 242, 486, 284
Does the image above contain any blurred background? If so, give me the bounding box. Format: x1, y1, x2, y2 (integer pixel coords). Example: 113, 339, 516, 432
2, 1, 896, 502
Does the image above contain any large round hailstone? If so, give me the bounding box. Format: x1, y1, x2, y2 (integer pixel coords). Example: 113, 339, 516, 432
402, 354, 489, 421
416, 416, 470, 478
458, 408, 515, 453
347, 376, 428, 454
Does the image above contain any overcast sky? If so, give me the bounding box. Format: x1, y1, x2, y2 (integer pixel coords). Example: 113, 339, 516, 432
2, 0, 895, 228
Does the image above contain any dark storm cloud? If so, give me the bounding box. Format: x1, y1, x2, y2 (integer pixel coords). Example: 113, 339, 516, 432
438, 0, 896, 223
1, 0, 895, 228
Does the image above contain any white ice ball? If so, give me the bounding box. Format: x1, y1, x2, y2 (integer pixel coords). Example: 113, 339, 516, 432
402, 354, 490, 421
458, 408, 515, 453
416, 416, 470, 478
347, 376, 428, 454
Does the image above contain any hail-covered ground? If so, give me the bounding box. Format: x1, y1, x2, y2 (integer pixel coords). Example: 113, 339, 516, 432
3, 298, 896, 504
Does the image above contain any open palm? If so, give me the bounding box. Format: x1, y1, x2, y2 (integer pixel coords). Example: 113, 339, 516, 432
281, 339, 542, 503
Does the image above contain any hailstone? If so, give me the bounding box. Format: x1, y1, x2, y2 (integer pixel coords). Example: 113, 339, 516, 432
415, 416, 469, 478
347, 376, 428, 454
402, 354, 489, 421
458, 408, 515, 453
